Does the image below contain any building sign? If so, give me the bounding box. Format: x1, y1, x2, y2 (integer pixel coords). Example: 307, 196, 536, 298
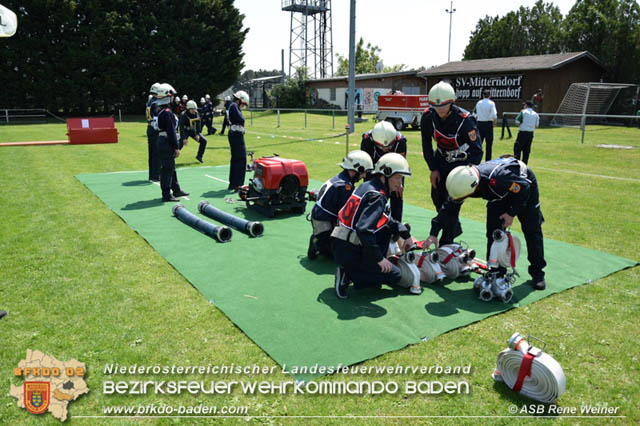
454, 75, 523, 100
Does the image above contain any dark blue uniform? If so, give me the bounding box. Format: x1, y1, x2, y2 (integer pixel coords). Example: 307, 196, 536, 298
420, 104, 483, 210
145, 96, 161, 181
430, 157, 546, 282
220, 100, 232, 135
361, 130, 407, 222
202, 101, 216, 135
179, 110, 207, 161
309, 170, 357, 258
157, 105, 185, 200
227, 102, 246, 189
331, 177, 411, 289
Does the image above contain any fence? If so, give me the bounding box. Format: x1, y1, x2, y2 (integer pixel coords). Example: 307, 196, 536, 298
502, 112, 640, 144
244, 108, 375, 131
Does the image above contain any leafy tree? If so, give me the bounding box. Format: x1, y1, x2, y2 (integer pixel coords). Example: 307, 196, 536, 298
562, 0, 640, 83
335, 37, 405, 76
270, 67, 308, 108
0, 0, 248, 114
464, 1, 563, 59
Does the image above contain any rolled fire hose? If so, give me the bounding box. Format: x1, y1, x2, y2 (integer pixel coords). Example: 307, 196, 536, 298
493, 332, 566, 403
415, 251, 446, 283
173, 204, 233, 243
488, 229, 521, 270
436, 244, 476, 279
198, 200, 264, 237
392, 252, 422, 295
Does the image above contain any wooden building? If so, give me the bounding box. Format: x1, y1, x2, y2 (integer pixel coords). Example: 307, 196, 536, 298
417, 51, 606, 115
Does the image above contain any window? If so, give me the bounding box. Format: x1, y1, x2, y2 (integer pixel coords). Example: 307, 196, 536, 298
330, 88, 336, 101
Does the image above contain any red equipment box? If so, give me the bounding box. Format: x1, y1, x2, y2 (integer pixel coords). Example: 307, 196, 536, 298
254, 156, 309, 189
66, 117, 118, 144
377, 94, 430, 112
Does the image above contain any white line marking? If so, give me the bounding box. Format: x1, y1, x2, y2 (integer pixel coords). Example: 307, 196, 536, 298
205, 174, 229, 184
535, 166, 640, 183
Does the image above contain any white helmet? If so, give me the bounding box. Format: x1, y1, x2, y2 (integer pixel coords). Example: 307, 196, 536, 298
373, 153, 411, 177
186, 100, 198, 110
200, 97, 205, 104
371, 121, 397, 147
446, 165, 480, 200
205, 94, 211, 100
181, 94, 188, 101
428, 81, 456, 106
225, 96, 231, 101
339, 150, 373, 173
149, 82, 161, 95
156, 83, 176, 99
174, 97, 180, 104
233, 90, 250, 105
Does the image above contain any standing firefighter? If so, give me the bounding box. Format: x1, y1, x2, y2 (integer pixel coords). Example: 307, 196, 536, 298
361, 120, 407, 221
227, 91, 249, 191
220, 96, 232, 136
146, 82, 162, 182
331, 153, 418, 299
307, 150, 373, 260
426, 157, 547, 290
179, 100, 208, 163
155, 83, 190, 202
202, 94, 216, 135
421, 81, 483, 244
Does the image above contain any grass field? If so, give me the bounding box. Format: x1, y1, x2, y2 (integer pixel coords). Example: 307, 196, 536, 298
0, 112, 638, 425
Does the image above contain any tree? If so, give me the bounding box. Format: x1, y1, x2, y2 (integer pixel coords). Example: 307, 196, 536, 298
270, 67, 308, 108
0, 0, 248, 114
232, 69, 282, 93
464, 1, 563, 59
335, 37, 405, 76
562, 0, 640, 83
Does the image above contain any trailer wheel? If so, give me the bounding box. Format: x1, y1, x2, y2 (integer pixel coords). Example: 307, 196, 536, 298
393, 118, 404, 131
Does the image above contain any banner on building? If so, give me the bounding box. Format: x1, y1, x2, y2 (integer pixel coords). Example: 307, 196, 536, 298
454, 75, 523, 101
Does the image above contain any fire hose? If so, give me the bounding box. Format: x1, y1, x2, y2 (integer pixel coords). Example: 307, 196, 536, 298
198, 201, 264, 238
172, 204, 233, 243
493, 332, 566, 403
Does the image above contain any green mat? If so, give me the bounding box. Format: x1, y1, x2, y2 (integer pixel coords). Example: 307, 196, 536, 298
76, 166, 637, 381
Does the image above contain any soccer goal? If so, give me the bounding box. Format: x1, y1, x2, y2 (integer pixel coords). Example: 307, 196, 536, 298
551, 82, 639, 128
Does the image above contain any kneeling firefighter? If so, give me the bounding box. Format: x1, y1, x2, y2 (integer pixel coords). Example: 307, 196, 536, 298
307, 150, 373, 260
331, 153, 418, 299
425, 157, 547, 290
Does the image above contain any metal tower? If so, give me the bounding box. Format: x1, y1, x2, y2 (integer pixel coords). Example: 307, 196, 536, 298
282, 0, 333, 79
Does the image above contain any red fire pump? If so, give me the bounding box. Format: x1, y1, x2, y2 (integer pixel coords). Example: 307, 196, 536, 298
237, 153, 309, 217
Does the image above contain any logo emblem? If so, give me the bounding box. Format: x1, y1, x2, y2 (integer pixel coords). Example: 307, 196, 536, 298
509, 182, 521, 193
24, 382, 50, 415
468, 129, 478, 142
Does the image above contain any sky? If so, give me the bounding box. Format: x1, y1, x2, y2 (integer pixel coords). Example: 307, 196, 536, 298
235, 0, 580, 75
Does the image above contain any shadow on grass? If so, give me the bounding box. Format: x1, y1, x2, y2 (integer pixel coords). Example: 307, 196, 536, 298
122, 198, 165, 210
299, 255, 334, 276
317, 287, 403, 320
491, 381, 559, 415
122, 180, 154, 187
424, 278, 535, 316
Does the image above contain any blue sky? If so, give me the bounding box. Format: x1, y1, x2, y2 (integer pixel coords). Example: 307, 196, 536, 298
235, 0, 579, 74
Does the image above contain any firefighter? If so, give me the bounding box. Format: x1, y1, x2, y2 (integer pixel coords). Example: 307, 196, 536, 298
155, 83, 189, 202
361, 120, 407, 221
420, 81, 483, 244
179, 100, 208, 163
202, 94, 216, 135
331, 153, 418, 299
227, 91, 249, 191
307, 150, 373, 260
425, 157, 546, 290
176, 94, 188, 115
146, 82, 162, 182
220, 95, 232, 136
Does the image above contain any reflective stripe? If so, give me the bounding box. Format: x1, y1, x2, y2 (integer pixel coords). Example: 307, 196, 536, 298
331, 225, 361, 245
159, 131, 167, 136
230, 124, 245, 133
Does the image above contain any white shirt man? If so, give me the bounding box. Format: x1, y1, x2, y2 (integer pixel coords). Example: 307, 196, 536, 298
514, 101, 540, 164
475, 91, 498, 161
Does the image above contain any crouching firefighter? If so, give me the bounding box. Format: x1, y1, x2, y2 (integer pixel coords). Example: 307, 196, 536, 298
331, 153, 419, 299
179, 100, 208, 163
425, 157, 547, 290
308, 150, 373, 260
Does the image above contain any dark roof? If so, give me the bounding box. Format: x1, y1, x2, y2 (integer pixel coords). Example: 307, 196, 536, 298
418, 51, 604, 77
308, 70, 418, 83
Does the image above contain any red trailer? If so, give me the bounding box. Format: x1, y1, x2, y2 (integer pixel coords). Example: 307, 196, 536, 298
376, 94, 429, 130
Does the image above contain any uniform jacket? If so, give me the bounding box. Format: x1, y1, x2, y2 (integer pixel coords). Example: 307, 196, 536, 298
360, 131, 407, 164
311, 170, 357, 222
157, 106, 179, 150
179, 110, 202, 140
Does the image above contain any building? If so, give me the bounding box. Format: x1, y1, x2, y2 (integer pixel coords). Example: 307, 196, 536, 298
417, 51, 606, 115
306, 70, 426, 112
